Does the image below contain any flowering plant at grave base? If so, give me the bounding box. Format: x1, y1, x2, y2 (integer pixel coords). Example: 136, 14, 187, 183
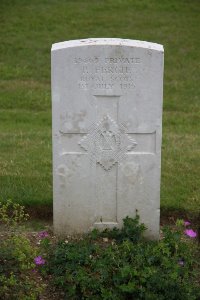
184, 221, 191, 226
34, 256, 46, 266
184, 229, 197, 238
0, 230, 44, 298
43, 216, 200, 300
38, 231, 49, 238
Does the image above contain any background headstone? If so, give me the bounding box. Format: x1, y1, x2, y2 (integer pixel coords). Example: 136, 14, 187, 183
52, 38, 164, 239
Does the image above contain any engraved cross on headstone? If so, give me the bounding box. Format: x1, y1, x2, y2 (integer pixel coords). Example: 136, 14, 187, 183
59, 94, 156, 229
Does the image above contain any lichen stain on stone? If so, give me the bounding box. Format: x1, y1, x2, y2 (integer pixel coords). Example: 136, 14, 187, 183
60, 110, 87, 133
57, 164, 73, 187
121, 162, 143, 185
110, 45, 125, 58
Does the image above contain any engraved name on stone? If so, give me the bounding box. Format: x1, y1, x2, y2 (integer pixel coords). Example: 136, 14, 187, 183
74, 56, 141, 90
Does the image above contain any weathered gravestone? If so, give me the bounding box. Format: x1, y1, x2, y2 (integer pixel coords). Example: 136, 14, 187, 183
52, 38, 164, 239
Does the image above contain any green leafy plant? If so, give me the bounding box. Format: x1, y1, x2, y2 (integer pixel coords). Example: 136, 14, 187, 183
0, 199, 29, 228
0, 200, 45, 299
0, 233, 45, 300
94, 215, 146, 243
0, 201, 199, 299
44, 216, 200, 300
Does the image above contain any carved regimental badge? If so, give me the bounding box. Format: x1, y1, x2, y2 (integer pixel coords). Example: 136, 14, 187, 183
78, 115, 137, 170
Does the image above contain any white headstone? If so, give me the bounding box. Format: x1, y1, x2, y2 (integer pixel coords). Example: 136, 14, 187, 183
52, 38, 164, 239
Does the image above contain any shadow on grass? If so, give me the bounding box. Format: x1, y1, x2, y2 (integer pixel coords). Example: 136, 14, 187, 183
26, 204, 53, 220
26, 204, 200, 230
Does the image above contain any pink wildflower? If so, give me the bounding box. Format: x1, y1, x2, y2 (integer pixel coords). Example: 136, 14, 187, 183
178, 259, 184, 266
34, 256, 46, 265
38, 231, 49, 238
184, 221, 191, 227
184, 229, 197, 238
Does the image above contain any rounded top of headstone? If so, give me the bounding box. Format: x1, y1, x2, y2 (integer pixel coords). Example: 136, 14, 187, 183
52, 38, 164, 52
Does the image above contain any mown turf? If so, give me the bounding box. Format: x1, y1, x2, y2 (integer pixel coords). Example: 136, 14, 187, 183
0, 0, 200, 215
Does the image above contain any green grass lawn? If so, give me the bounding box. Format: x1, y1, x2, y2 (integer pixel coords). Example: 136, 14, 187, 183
0, 0, 200, 216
